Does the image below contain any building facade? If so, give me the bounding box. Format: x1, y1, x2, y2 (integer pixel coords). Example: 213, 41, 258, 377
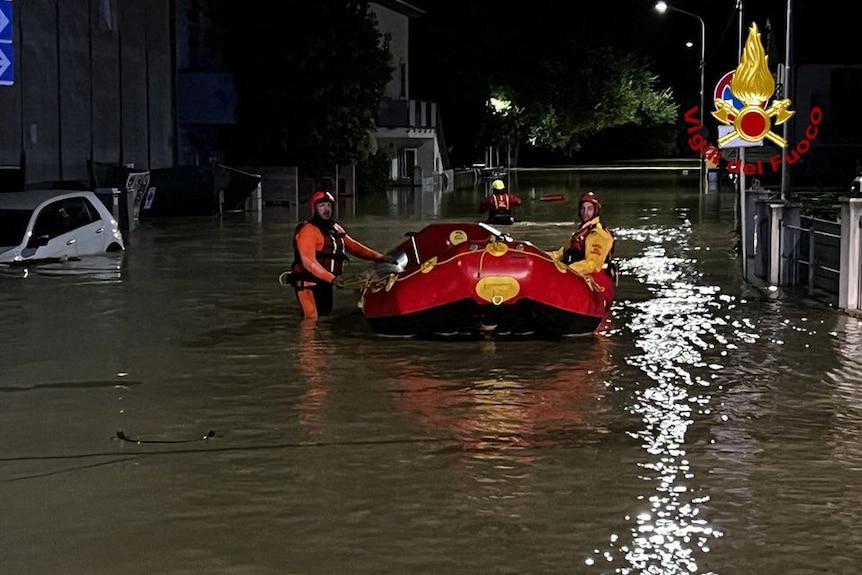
0, 0, 175, 185
369, 0, 449, 188
0, 0, 449, 192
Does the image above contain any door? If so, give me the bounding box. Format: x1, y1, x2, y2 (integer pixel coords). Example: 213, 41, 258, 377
403, 148, 417, 181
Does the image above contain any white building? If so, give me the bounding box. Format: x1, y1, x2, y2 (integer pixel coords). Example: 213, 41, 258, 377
370, 1, 451, 190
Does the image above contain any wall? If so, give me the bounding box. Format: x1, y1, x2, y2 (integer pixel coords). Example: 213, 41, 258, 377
370, 3, 410, 101
0, 0, 174, 187
792, 64, 862, 189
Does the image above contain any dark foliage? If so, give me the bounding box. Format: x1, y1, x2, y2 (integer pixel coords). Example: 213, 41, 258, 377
210, 1, 393, 176
355, 149, 391, 195
409, 1, 681, 167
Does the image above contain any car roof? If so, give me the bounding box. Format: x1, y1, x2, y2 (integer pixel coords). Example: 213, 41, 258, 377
0, 189, 100, 210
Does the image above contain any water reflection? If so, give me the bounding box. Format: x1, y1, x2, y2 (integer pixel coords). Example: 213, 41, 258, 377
590, 217, 729, 572
385, 187, 446, 219
383, 334, 614, 453
589, 204, 851, 573
828, 315, 862, 463
297, 319, 332, 435
6, 175, 862, 574
0, 253, 126, 282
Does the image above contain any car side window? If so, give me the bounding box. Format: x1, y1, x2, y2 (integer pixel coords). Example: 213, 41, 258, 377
31, 197, 99, 240
32, 204, 66, 240
61, 197, 99, 230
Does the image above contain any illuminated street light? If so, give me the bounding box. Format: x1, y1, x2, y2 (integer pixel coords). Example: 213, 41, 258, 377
655, 1, 706, 193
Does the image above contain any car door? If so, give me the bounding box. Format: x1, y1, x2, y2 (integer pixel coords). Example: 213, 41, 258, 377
57, 196, 108, 256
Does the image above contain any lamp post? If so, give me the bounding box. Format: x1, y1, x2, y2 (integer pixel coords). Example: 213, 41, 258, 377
655, 1, 706, 194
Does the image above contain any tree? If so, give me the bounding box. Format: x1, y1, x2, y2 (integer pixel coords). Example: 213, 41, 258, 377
410, 1, 683, 166
212, 1, 393, 176
482, 48, 679, 166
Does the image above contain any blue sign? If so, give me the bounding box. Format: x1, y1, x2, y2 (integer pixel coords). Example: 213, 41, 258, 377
0, 43, 12, 86
0, 1, 12, 86
0, 1, 11, 44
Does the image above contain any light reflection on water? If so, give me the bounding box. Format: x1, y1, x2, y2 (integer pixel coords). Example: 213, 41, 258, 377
594, 220, 728, 573
374, 334, 614, 452
828, 316, 862, 465
2, 176, 862, 574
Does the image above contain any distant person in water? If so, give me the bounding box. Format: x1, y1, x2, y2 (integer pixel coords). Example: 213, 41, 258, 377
287, 190, 393, 320
547, 191, 616, 281
480, 179, 522, 225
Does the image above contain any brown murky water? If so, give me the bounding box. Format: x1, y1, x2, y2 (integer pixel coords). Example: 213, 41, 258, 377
2, 172, 861, 574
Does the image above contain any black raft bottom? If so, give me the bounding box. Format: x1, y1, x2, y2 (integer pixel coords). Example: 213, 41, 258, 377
366, 299, 603, 340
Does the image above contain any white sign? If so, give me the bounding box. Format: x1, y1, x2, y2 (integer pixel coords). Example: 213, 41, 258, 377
717, 125, 764, 149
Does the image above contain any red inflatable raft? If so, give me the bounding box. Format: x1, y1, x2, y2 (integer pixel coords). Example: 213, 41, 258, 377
358, 222, 615, 338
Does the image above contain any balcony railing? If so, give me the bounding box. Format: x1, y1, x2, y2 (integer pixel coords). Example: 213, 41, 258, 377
376, 99, 437, 129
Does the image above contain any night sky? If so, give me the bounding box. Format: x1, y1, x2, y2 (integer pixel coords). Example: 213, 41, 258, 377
659, 1, 853, 97
407, 0, 854, 161
411, 0, 850, 96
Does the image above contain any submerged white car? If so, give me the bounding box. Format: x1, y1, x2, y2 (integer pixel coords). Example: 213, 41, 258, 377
0, 190, 125, 264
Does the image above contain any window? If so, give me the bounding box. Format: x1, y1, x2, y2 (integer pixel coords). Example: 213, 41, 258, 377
32, 197, 99, 241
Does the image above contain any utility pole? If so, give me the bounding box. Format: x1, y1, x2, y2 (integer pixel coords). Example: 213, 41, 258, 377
737, 0, 748, 279
780, 0, 793, 199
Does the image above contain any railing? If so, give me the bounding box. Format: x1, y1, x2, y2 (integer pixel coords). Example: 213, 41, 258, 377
783, 216, 841, 297
757, 196, 862, 313
376, 99, 437, 129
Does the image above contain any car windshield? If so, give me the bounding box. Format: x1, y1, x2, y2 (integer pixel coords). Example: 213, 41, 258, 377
0, 209, 33, 247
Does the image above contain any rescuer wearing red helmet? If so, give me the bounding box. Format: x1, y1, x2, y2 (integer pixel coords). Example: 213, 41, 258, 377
479, 178, 522, 225
288, 190, 393, 320
548, 190, 616, 278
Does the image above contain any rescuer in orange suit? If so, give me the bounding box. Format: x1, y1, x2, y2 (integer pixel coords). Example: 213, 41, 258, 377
547, 191, 616, 280
479, 179, 522, 225
289, 190, 393, 320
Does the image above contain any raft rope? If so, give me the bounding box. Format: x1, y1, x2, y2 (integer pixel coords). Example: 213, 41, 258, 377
278, 271, 369, 289
277, 232, 610, 294
333, 273, 371, 289
364, 242, 567, 292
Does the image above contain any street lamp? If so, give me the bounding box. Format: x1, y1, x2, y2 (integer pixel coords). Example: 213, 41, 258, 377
655, 1, 706, 193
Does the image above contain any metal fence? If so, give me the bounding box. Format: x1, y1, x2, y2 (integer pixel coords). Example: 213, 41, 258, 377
784, 215, 842, 298
755, 195, 862, 313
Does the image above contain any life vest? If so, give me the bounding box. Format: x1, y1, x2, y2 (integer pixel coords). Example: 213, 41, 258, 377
562, 220, 616, 274
490, 194, 512, 213
487, 193, 513, 224
290, 218, 349, 282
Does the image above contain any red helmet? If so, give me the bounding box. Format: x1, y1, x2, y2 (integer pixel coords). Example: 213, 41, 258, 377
309, 190, 335, 214
578, 191, 601, 217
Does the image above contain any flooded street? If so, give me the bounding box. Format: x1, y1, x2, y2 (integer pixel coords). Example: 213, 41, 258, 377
2, 172, 861, 574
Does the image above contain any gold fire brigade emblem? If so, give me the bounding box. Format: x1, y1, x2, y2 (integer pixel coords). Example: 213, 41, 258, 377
712, 23, 794, 147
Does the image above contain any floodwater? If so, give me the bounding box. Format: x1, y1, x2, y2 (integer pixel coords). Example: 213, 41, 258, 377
2, 171, 861, 575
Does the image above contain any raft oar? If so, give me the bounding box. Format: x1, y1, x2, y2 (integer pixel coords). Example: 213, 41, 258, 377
540, 193, 566, 202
